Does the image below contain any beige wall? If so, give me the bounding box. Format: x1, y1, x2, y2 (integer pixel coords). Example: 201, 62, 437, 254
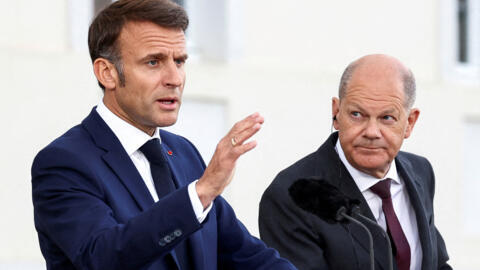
1, 0, 479, 269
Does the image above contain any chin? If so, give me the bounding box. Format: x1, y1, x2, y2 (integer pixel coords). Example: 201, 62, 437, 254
157, 121, 176, 128
154, 111, 179, 127
363, 166, 391, 178
157, 118, 178, 128
354, 157, 389, 173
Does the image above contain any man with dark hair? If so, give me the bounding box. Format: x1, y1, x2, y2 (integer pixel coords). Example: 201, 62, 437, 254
259, 54, 452, 270
31, 0, 296, 269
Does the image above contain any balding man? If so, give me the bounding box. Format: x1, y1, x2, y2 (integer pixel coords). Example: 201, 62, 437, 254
259, 55, 451, 270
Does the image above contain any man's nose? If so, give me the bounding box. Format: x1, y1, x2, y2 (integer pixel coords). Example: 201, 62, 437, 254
363, 119, 381, 139
162, 61, 183, 88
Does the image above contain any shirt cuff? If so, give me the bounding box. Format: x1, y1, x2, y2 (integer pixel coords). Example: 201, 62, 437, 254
188, 180, 212, 223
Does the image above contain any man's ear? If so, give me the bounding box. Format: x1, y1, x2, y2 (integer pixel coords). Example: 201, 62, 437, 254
332, 97, 340, 130
404, 108, 420, 139
93, 58, 118, 90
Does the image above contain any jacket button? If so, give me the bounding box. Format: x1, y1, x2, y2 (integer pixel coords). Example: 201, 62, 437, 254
158, 239, 166, 246
174, 229, 182, 237
164, 235, 172, 243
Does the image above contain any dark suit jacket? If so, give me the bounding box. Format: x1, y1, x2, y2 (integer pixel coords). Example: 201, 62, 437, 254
259, 132, 451, 270
32, 108, 295, 270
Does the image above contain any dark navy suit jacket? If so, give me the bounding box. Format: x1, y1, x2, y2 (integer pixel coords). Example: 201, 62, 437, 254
259, 132, 451, 270
32, 108, 295, 270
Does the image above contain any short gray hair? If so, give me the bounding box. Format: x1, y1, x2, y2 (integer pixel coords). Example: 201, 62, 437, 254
338, 61, 416, 109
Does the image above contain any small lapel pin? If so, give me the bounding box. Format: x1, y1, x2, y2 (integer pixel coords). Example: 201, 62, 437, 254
167, 150, 173, 156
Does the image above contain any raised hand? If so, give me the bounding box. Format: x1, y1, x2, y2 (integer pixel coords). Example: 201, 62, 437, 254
196, 112, 264, 208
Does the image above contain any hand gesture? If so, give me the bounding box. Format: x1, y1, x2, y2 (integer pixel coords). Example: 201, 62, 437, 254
196, 112, 264, 208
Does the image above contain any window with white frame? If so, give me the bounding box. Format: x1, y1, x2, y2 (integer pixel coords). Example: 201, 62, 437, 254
68, 0, 242, 62
68, 0, 187, 52
441, 0, 480, 82
184, 0, 244, 62
68, 0, 113, 52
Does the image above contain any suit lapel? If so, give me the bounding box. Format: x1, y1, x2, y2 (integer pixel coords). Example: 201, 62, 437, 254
102, 150, 155, 210
396, 155, 433, 269
333, 167, 392, 270
320, 133, 392, 270
82, 108, 154, 211
160, 142, 185, 189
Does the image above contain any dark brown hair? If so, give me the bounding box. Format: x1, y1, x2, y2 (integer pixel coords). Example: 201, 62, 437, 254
88, 0, 189, 89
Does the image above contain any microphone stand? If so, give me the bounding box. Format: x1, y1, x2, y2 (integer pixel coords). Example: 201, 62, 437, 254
337, 207, 374, 270
288, 178, 394, 270
352, 208, 394, 270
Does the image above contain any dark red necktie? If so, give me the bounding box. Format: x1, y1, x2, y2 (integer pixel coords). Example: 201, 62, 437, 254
370, 179, 411, 270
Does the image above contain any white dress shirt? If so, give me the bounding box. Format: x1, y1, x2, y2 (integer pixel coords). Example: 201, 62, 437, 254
96, 101, 211, 223
335, 140, 422, 270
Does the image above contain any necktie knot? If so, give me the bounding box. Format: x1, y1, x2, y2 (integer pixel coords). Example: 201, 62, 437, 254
370, 178, 392, 199
139, 138, 166, 164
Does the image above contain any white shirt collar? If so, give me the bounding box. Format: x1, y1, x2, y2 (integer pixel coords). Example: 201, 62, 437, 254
96, 100, 161, 156
335, 138, 400, 192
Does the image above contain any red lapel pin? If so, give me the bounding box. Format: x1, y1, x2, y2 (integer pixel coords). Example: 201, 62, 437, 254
167, 150, 173, 156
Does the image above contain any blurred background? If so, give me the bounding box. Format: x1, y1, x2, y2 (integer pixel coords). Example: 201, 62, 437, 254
1, 0, 479, 269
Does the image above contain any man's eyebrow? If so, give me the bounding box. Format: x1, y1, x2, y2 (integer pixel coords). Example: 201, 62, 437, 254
175, 53, 188, 61
139, 53, 167, 62
346, 102, 364, 111
139, 53, 189, 62
346, 103, 399, 114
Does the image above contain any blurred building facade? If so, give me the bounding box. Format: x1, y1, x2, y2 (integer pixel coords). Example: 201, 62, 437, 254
1, 0, 479, 269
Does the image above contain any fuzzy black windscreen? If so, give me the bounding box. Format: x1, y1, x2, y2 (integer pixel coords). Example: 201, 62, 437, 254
288, 177, 360, 224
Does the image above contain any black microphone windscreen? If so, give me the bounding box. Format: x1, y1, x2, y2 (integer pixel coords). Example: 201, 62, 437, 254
288, 177, 360, 224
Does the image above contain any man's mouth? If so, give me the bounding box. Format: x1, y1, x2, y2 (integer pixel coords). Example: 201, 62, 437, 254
356, 146, 383, 152
156, 97, 179, 110
157, 96, 178, 103
159, 99, 175, 104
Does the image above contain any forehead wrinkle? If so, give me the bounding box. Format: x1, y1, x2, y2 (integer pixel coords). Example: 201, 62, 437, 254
343, 92, 404, 114
131, 35, 185, 51
120, 22, 186, 53
346, 100, 401, 112
345, 85, 405, 104
139, 34, 186, 47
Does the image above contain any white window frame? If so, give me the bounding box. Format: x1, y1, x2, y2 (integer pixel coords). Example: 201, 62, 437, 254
68, 0, 116, 52
440, 0, 480, 84
68, 0, 95, 52
67, 0, 242, 62
185, 0, 244, 62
